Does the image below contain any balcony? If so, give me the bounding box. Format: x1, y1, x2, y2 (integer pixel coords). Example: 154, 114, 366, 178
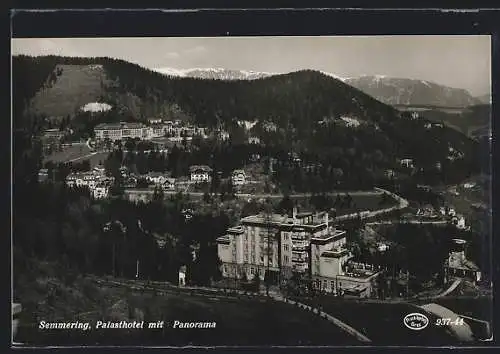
292, 255, 308, 264
292, 240, 309, 250
293, 263, 308, 272
290, 233, 307, 241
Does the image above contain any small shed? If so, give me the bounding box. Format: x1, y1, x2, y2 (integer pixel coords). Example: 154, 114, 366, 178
179, 265, 187, 287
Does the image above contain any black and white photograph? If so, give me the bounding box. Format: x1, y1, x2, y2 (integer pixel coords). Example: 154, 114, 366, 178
11, 28, 493, 347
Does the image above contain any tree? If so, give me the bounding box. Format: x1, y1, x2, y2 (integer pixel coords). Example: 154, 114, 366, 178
152, 186, 164, 203
251, 273, 261, 292
104, 153, 121, 179
277, 195, 294, 215
203, 192, 211, 204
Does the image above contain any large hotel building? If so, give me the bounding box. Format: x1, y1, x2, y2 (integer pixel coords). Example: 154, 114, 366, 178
217, 209, 382, 297
94, 122, 151, 141
93, 120, 208, 142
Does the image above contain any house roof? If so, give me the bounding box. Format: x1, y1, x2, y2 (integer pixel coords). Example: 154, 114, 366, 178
232, 169, 246, 176
189, 165, 213, 173
95, 122, 146, 130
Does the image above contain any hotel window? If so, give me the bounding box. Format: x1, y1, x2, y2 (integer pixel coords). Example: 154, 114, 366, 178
323, 280, 327, 289
284, 255, 289, 264
250, 267, 254, 275
331, 281, 335, 291
283, 233, 288, 240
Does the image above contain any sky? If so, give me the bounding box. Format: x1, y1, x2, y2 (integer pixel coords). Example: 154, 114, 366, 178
11, 36, 491, 96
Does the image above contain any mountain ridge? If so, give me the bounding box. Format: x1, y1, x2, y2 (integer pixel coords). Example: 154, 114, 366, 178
152, 67, 480, 108
345, 76, 480, 108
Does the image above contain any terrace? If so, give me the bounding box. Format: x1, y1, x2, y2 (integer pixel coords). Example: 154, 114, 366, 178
321, 248, 351, 259
311, 228, 347, 243
339, 262, 380, 279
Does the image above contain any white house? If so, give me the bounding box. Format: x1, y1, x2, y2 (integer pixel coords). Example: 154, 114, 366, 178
400, 158, 414, 168
377, 243, 390, 252
248, 136, 261, 145
148, 117, 163, 124
231, 169, 246, 186
93, 185, 109, 199
452, 215, 467, 230
162, 178, 176, 191
179, 265, 187, 287
218, 130, 230, 141
145, 172, 169, 185
93, 165, 106, 177
189, 165, 213, 183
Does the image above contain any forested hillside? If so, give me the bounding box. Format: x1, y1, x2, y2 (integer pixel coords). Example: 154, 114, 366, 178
13, 55, 482, 185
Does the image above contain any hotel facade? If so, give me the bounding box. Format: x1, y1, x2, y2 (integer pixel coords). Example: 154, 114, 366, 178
217, 209, 382, 297
94, 120, 208, 142
94, 122, 151, 141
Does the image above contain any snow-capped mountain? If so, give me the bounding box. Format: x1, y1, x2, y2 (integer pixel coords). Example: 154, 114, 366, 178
153, 67, 349, 82
153, 67, 276, 81
344, 76, 481, 108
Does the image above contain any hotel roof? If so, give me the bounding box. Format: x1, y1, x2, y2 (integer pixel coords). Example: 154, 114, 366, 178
189, 165, 213, 172
446, 258, 479, 271
95, 122, 146, 130
311, 228, 347, 243
240, 212, 333, 229
321, 248, 350, 258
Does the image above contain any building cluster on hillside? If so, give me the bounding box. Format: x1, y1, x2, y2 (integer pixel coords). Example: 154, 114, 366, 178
399, 158, 414, 169
40, 128, 69, 152
231, 169, 246, 186
59, 161, 252, 201
217, 208, 382, 298
415, 204, 468, 229
93, 120, 208, 143
424, 122, 444, 130
143, 171, 176, 190
65, 165, 113, 199
444, 239, 481, 284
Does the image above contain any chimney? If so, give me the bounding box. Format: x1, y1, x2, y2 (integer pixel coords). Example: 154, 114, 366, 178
292, 207, 297, 224
324, 211, 329, 228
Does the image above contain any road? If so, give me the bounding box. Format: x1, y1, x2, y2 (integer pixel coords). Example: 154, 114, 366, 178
67, 151, 98, 163
366, 220, 449, 226
84, 275, 371, 343
124, 189, 386, 199
124, 187, 410, 223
